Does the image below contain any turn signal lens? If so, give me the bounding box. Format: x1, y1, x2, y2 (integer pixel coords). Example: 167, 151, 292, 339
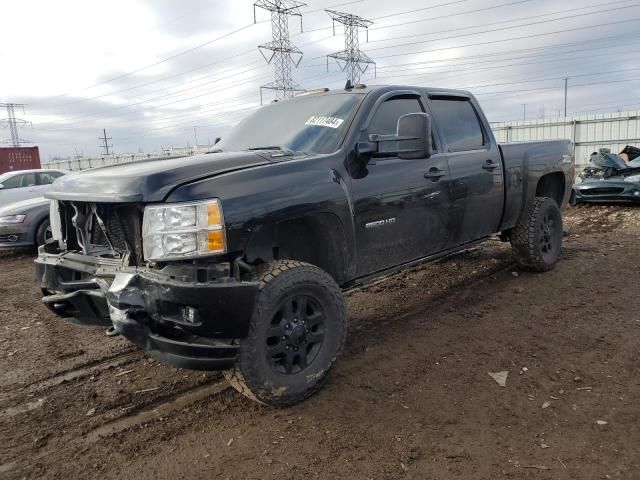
207, 230, 225, 251
207, 203, 222, 226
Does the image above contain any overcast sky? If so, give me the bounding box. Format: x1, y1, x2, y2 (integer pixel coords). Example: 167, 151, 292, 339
1, 0, 639, 159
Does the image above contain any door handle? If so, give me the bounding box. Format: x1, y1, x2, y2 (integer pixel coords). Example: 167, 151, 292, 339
424, 167, 445, 180
482, 160, 499, 171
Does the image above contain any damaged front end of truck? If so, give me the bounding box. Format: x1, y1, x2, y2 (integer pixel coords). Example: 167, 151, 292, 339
36, 199, 259, 370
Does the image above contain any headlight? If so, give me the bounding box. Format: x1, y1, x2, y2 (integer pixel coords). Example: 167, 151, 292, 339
142, 199, 226, 261
0, 214, 27, 224
624, 174, 640, 183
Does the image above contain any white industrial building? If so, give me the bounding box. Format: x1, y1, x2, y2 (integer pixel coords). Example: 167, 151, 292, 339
491, 111, 640, 167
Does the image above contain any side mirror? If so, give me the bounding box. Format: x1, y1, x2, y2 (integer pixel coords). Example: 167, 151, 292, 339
397, 112, 432, 160
0, 184, 4, 190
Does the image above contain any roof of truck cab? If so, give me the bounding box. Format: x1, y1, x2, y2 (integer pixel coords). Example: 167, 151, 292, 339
297, 84, 473, 97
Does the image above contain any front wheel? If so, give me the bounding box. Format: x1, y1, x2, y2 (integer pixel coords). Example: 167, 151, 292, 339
224, 260, 347, 407
35, 218, 52, 246
510, 196, 563, 272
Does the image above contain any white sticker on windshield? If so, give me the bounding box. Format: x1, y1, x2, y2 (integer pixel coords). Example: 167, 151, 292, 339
305, 115, 344, 129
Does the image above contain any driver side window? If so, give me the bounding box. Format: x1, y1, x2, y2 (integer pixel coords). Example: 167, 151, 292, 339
368, 97, 424, 136
367, 97, 435, 155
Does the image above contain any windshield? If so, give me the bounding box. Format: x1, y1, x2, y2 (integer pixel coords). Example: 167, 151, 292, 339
216, 93, 363, 155
0, 172, 15, 184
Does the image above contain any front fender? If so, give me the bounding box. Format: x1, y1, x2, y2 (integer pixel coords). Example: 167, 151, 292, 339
165, 156, 356, 279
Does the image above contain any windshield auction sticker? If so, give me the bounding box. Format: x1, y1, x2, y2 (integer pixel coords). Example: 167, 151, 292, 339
305, 115, 344, 129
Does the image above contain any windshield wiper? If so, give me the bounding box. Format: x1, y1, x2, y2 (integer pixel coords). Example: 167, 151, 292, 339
247, 145, 286, 151
246, 145, 300, 156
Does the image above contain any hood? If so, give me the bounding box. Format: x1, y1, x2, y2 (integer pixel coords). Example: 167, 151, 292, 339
591, 151, 627, 171
0, 196, 49, 215
45, 151, 270, 203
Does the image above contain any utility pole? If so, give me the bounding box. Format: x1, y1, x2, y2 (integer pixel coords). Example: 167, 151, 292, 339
522, 104, 526, 121
193, 126, 198, 146
325, 9, 375, 85
99, 128, 113, 156
0, 103, 32, 147
563, 77, 569, 117
254, 0, 306, 103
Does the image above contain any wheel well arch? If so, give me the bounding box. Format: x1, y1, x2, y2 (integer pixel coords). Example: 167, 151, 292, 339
535, 171, 565, 206
243, 213, 349, 285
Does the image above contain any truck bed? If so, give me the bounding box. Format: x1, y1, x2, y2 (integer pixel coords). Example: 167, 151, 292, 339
498, 140, 573, 231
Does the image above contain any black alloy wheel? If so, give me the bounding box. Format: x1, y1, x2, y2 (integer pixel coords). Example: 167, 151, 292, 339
266, 294, 326, 375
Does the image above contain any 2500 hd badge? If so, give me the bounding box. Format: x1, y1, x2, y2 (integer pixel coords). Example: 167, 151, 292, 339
365, 218, 396, 229
37, 84, 573, 406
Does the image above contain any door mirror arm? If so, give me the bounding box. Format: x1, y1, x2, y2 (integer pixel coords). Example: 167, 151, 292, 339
356, 141, 377, 157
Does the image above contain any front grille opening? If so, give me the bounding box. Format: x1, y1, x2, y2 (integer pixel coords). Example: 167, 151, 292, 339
57, 201, 144, 265
582, 187, 625, 196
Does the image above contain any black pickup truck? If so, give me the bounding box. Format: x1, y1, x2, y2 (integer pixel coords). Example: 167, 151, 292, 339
36, 84, 573, 406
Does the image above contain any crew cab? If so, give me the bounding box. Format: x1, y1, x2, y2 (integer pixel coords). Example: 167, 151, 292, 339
36, 84, 573, 406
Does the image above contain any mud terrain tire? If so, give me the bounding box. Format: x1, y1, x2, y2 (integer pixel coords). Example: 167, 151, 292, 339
224, 260, 347, 407
511, 196, 563, 272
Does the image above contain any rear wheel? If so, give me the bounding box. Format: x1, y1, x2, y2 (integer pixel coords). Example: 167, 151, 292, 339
35, 218, 52, 246
224, 260, 347, 406
510, 196, 563, 272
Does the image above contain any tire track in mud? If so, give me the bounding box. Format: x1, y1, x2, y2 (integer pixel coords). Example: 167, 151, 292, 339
0, 349, 141, 404
1, 378, 231, 476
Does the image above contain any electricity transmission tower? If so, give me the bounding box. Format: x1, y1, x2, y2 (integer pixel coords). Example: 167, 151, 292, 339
325, 9, 375, 85
99, 128, 113, 155
0, 103, 32, 147
254, 0, 306, 103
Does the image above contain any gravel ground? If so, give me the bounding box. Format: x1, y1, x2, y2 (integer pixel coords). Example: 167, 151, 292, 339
1, 204, 639, 480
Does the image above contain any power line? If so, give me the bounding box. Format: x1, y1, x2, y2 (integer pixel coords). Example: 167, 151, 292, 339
325, 9, 375, 84
374, 36, 640, 75
366, 0, 635, 44
28, 0, 361, 109
320, 4, 640, 58
31, 23, 257, 107
301, 0, 477, 34
36, 4, 633, 126
363, 15, 640, 61
369, 0, 534, 33
33, 67, 340, 132
0, 104, 32, 147
30, 0, 614, 118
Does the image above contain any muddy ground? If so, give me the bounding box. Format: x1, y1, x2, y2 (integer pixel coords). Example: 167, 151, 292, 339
1, 204, 639, 479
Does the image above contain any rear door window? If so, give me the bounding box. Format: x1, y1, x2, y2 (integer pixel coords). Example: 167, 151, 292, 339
1, 173, 35, 188
38, 172, 64, 185
430, 98, 486, 152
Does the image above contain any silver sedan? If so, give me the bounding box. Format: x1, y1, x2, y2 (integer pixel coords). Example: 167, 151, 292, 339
0, 197, 51, 248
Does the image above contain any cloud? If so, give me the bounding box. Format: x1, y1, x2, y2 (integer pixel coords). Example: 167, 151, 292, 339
1, 0, 638, 158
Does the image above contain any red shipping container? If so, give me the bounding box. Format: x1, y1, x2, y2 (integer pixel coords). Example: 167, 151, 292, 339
0, 147, 41, 174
